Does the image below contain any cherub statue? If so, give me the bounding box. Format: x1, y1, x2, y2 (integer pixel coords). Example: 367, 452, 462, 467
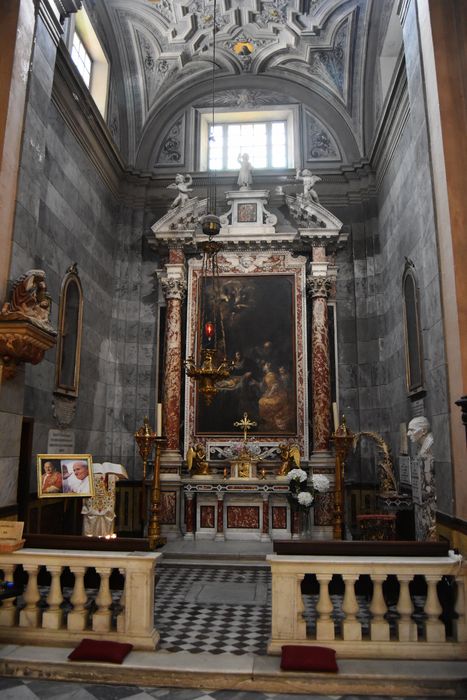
295, 168, 321, 204
167, 173, 193, 208
278, 443, 300, 476
186, 443, 210, 476
0, 269, 55, 334
237, 153, 253, 190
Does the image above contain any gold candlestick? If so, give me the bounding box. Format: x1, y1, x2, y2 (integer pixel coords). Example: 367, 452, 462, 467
134, 416, 157, 481
331, 415, 354, 540
134, 417, 157, 537
148, 436, 167, 549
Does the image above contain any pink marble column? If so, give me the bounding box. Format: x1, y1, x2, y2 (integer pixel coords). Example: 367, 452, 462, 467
185, 492, 195, 539
160, 247, 186, 455
307, 248, 333, 453
215, 494, 224, 540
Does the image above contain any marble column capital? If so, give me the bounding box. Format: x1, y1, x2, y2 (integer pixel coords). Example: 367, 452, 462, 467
306, 276, 333, 298
160, 276, 187, 301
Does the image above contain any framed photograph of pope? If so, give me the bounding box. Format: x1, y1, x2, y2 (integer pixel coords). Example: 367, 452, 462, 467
37, 454, 94, 498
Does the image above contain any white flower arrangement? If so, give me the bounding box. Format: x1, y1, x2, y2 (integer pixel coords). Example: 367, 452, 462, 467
287, 468, 330, 512
311, 474, 330, 493
297, 491, 313, 507
286, 468, 308, 483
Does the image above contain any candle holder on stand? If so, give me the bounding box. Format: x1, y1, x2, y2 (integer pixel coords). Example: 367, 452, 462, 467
134, 417, 157, 537
134, 417, 157, 481
148, 436, 167, 549
331, 415, 354, 540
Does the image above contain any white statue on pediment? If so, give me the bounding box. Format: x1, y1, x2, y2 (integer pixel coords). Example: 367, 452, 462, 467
167, 173, 193, 208
295, 168, 321, 204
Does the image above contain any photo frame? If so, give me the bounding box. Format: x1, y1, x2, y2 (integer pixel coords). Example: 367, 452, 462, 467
37, 454, 94, 498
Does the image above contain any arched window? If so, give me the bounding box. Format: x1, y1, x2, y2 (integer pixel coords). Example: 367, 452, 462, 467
402, 261, 424, 396
55, 264, 83, 397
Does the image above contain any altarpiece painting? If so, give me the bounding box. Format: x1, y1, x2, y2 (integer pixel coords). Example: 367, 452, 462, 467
185, 252, 309, 457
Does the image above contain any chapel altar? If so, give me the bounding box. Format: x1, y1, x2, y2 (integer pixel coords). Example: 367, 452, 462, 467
150, 167, 347, 542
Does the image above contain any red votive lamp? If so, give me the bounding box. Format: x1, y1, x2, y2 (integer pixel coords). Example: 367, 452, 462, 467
204, 321, 215, 348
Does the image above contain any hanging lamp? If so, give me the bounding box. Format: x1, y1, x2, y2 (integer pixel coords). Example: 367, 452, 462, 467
185, 0, 232, 405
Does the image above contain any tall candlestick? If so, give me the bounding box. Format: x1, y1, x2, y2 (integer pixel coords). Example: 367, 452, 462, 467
156, 403, 163, 437
332, 402, 339, 433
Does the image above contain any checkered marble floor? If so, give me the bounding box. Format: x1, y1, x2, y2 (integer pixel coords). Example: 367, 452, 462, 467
155, 564, 271, 655
0, 678, 450, 700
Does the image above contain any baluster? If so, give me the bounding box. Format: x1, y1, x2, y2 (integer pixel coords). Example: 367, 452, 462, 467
92, 568, 113, 633
116, 568, 126, 634
0, 564, 18, 626
294, 575, 307, 639
67, 566, 89, 632
425, 575, 445, 642
370, 574, 390, 641
42, 565, 64, 629
453, 574, 467, 642
397, 574, 417, 642
19, 565, 41, 628
316, 573, 335, 640
342, 574, 361, 641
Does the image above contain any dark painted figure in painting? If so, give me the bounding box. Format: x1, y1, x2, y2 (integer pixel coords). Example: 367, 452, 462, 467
197, 275, 296, 435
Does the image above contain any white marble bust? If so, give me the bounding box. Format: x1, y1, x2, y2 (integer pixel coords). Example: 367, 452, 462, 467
407, 416, 434, 458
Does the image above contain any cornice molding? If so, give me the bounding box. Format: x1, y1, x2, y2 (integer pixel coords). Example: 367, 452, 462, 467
370, 59, 410, 192
36, 0, 63, 46
51, 43, 125, 201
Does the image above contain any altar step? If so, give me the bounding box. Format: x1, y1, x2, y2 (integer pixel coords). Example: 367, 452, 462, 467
160, 537, 273, 563
0, 646, 466, 697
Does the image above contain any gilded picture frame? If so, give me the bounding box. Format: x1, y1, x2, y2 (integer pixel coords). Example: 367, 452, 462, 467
185, 251, 309, 457
37, 454, 94, 498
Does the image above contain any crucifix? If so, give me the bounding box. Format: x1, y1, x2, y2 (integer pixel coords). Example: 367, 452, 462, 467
234, 412, 257, 443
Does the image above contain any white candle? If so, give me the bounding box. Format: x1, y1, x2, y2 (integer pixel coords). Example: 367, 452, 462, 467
156, 403, 163, 436
332, 402, 339, 432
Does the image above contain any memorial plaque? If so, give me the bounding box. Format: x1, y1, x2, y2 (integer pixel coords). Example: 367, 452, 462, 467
399, 455, 411, 485
47, 429, 75, 454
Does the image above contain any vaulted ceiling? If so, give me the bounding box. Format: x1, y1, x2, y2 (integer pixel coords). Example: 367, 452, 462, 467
85, 0, 395, 168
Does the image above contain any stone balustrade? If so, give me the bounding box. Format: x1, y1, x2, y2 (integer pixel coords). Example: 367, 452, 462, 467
267, 552, 467, 659
0, 548, 160, 650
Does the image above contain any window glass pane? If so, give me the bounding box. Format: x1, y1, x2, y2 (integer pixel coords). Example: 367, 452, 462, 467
71, 33, 92, 88
271, 122, 286, 144
208, 118, 287, 170
271, 145, 286, 168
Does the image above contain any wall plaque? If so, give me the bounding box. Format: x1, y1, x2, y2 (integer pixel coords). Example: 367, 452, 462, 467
399, 455, 411, 486
47, 429, 75, 454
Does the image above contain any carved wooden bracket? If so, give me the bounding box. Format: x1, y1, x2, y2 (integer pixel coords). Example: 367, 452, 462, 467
0, 320, 57, 379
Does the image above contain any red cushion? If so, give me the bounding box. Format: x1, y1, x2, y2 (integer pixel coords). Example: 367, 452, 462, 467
280, 645, 338, 672
68, 638, 133, 664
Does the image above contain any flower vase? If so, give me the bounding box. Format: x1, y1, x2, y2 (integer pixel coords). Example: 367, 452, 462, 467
300, 508, 313, 538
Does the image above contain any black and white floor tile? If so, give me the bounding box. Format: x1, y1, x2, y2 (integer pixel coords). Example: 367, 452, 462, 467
0, 678, 451, 700
154, 565, 271, 655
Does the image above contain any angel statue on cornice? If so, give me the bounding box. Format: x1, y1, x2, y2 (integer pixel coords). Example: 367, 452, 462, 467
295, 168, 321, 204
168, 173, 193, 208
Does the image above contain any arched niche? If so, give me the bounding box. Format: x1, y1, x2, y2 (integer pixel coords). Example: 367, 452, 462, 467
54, 264, 84, 397
402, 260, 424, 397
